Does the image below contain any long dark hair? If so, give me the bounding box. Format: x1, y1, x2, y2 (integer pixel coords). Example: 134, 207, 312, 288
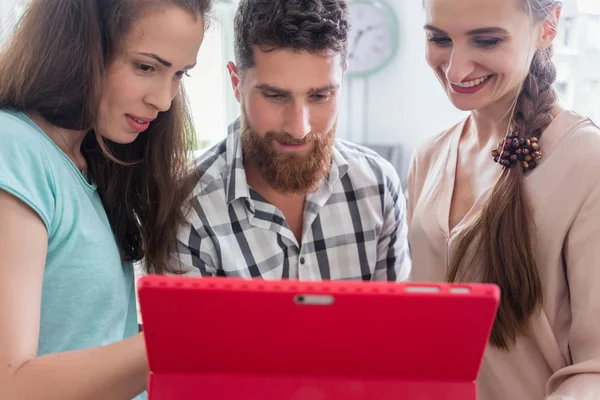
0, 0, 212, 274
447, 0, 560, 349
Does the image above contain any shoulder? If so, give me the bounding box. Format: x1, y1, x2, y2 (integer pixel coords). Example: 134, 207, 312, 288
561, 111, 600, 155
0, 110, 50, 150
0, 110, 56, 230
408, 118, 465, 186
406, 118, 466, 209
189, 138, 229, 197
0, 109, 55, 174
411, 118, 464, 170
334, 139, 402, 189
550, 111, 600, 191
333, 140, 406, 211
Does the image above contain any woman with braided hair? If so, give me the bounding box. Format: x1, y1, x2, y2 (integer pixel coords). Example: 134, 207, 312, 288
408, 0, 600, 398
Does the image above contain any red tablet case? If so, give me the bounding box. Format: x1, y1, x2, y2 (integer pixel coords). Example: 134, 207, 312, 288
138, 276, 499, 400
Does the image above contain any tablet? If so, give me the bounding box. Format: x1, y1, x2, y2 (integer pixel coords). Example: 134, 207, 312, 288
138, 276, 499, 400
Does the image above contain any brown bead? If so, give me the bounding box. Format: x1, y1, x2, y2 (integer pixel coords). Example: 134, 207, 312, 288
528, 160, 537, 169
491, 133, 542, 169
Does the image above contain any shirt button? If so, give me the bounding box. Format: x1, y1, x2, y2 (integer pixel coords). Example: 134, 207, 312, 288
300, 257, 306, 265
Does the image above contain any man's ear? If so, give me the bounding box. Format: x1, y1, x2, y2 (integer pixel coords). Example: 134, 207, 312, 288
537, 4, 562, 50
227, 61, 242, 103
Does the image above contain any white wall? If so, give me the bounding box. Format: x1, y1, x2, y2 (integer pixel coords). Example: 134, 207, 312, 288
0, 0, 20, 44
337, 0, 467, 182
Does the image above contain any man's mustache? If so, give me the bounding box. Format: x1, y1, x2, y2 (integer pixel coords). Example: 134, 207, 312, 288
263, 131, 317, 145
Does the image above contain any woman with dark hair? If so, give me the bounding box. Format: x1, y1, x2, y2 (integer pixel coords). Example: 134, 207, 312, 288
0, 0, 211, 398
409, 0, 600, 398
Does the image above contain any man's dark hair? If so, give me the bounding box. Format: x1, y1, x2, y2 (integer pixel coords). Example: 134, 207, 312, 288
234, 0, 349, 73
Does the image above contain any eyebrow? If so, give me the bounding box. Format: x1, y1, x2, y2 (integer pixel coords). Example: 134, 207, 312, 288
423, 25, 510, 36
309, 84, 339, 95
137, 52, 196, 70
256, 84, 339, 95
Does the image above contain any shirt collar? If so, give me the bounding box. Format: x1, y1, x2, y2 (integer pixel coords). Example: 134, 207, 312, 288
224, 119, 251, 207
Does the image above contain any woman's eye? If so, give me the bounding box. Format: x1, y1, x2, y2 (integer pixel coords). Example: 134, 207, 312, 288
136, 64, 154, 73
427, 35, 452, 46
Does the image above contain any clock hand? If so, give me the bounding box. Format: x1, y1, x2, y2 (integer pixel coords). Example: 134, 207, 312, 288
349, 23, 382, 59
349, 29, 365, 59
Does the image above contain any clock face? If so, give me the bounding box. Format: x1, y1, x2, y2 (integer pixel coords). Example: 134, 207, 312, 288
347, 1, 398, 76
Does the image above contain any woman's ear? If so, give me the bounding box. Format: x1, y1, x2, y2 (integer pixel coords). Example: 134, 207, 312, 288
537, 4, 562, 50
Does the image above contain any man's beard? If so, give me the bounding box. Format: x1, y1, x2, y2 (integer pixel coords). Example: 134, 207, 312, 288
240, 110, 336, 195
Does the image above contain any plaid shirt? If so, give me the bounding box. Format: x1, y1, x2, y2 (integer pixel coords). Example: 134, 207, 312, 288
174, 120, 411, 281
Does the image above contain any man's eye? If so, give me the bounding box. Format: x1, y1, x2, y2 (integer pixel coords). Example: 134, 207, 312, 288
264, 93, 285, 100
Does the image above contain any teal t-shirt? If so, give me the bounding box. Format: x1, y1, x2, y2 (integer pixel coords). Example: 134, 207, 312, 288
0, 110, 145, 399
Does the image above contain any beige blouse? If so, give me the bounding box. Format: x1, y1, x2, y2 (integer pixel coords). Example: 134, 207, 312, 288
407, 110, 600, 400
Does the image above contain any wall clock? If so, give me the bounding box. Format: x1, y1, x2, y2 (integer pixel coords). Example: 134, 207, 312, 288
346, 0, 399, 77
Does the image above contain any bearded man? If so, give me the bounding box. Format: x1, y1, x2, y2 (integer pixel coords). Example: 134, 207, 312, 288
174, 0, 410, 282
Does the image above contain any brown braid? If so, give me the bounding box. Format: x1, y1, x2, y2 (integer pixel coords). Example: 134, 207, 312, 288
447, 25, 559, 348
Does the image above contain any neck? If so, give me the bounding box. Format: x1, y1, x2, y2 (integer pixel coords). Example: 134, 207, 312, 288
27, 112, 88, 171
245, 159, 307, 243
470, 91, 518, 147
469, 91, 565, 149
469, 111, 512, 151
